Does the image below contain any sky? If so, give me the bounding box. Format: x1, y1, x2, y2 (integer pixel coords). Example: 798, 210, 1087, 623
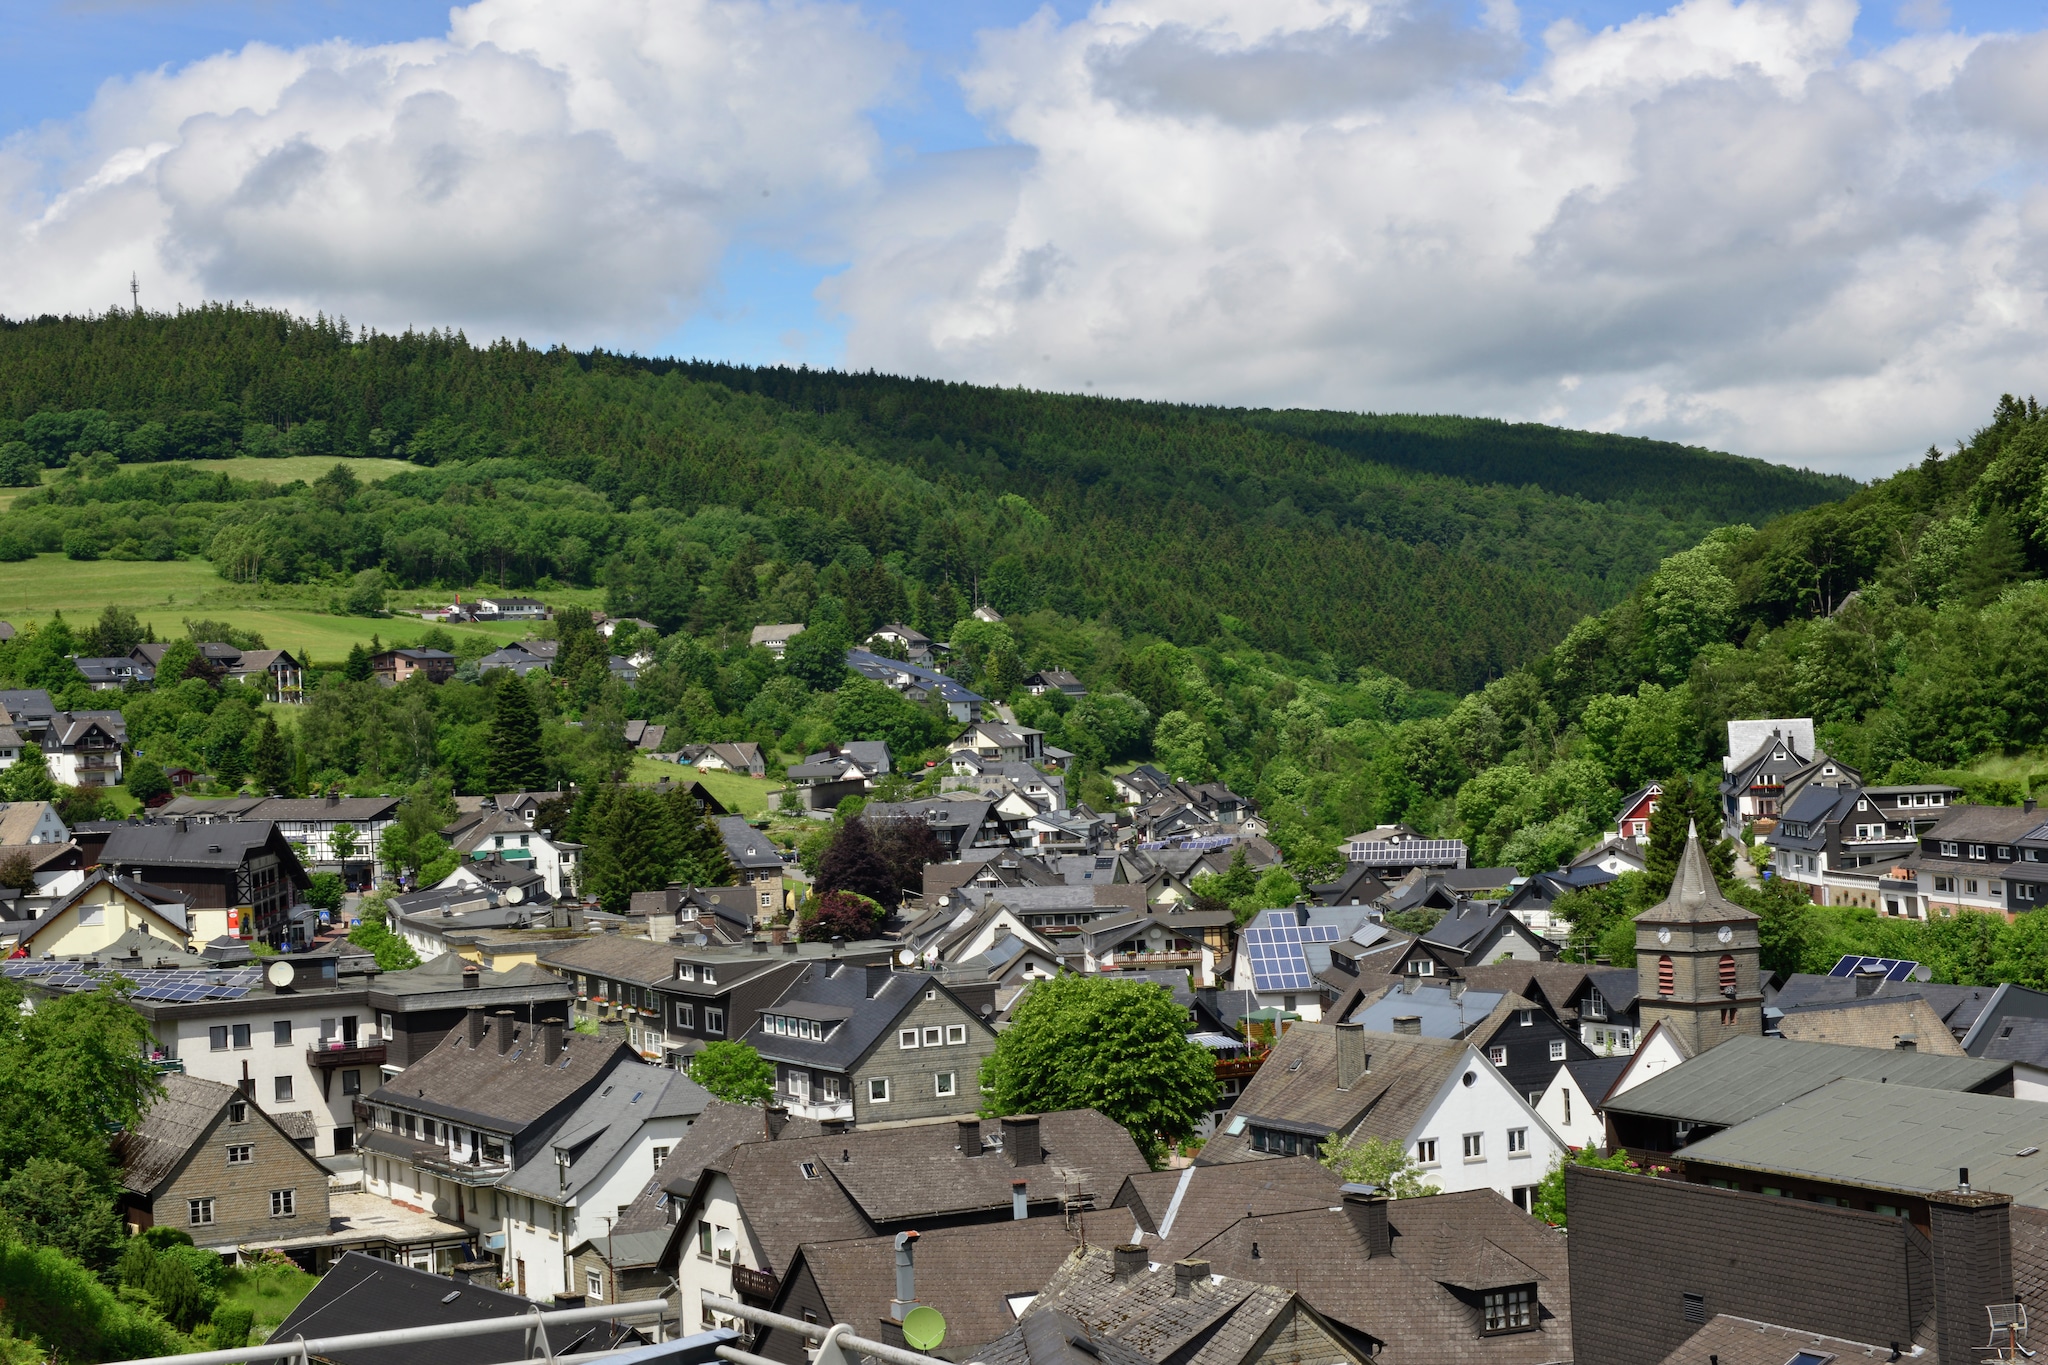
5, 0, 2048, 476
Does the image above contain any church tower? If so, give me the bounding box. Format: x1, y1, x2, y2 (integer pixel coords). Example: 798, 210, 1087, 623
1636, 823, 1762, 1054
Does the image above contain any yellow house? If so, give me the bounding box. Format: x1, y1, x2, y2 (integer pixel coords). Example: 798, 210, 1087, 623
13, 871, 195, 958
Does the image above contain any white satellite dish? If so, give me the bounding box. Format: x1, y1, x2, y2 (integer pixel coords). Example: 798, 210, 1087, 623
265, 960, 295, 989
505, 885, 525, 905
897, 948, 916, 967
937, 895, 950, 907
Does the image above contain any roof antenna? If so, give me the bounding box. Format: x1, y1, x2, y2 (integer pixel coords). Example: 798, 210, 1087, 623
130, 271, 140, 314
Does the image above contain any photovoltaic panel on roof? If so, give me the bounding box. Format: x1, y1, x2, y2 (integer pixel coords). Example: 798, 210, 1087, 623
1826, 955, 1923, 982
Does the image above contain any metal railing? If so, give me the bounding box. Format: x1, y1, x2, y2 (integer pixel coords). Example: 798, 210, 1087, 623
108, 1297, 688, 1365
700, 1293, 980, 1365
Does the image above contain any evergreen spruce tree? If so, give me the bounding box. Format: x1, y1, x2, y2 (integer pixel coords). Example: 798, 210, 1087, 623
582, 785, 677, 914
249, 715, 291, 795
342, 642, 372, 682
484, 676, 546, 793
666, 788, 736, 886
1643, 773, 1735, 896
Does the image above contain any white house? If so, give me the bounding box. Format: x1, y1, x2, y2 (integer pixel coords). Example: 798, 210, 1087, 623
440, 809, 581, 899
1533, 1058, 1624, 1151
1208, 1022, 1569, 1214
496, 1061, 706, 1303
1601, 1019, 1693, 1103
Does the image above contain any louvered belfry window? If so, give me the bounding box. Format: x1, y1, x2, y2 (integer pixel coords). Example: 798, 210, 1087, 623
1719, 955, 1737, 993
1657, 956, 1675, 996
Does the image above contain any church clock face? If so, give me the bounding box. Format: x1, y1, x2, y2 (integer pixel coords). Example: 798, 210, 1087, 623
1718, 925, 1733, 943
1657, 928, 1672, 945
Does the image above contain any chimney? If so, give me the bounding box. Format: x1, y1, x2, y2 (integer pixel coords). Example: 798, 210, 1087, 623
327, 792, 340, 807
958, 1118, 982, 1155
764, 1105, 789, 1140
1112, 1245, 1147, 1281
1856, 972, 1881, 998
753, 939, 769, 955
1335, 1022, 1368, 1090
2027, 799, 2038, 815
784, 940, 800, 955
542, 1018, 564, 1066
453, 1261, 496, 1287
599, 1020, 628, 1049
1172, 1260, 1210, 1298
831, 936, 846, 956
494, 1010, 515, 1055
1392, 1015, 1422, 1036
1341, 1183, 1392, 1258
461, 964, 481, 989
467, 1006, 486, 1049
1928, 1180, 2013, 1365
890, 1231, 920, 1321
1002, 1115, 1043, 1167
554, 1293, 586, 1310
1446, 980, 1466, 1001
866, 965, 892, 999
1012, 1179, 1029, 1221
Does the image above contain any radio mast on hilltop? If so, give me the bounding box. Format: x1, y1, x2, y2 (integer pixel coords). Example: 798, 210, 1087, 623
130, 272, 139, 313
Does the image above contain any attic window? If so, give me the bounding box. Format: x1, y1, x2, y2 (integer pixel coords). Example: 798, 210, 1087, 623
800, 1162, 820, 1180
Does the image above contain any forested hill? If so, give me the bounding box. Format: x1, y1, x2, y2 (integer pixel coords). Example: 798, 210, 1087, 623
0, 306, 1851, 691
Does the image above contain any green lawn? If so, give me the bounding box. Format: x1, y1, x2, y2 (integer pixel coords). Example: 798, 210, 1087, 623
630, 754, 780, 818
222, 1261, 320, 1344
182, 455, 417, 486
0, 555, 602, 666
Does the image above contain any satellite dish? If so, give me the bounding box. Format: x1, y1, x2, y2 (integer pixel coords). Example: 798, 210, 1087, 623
266, 960, 295, 989
901, 1306, 946, 1352
505, 885, 525, 905
937, 895, 950, 907
897, 949, 916, 967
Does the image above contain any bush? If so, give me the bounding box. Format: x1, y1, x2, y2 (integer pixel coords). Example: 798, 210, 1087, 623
0, 1237, 193, 1363
201, 1300, 253, 1350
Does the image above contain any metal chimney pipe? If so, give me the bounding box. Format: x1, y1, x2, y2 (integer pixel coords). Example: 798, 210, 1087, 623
890, 1231, 920, 1320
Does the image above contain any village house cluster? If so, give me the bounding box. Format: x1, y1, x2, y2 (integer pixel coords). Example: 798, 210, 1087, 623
7, 651, 2048, 1364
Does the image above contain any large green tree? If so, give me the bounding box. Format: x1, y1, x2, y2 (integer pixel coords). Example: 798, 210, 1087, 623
484, 674, 546, 793
1641, 774, 1735, 897
687, 1042, 776, 1105
980, 973, 1218, 1165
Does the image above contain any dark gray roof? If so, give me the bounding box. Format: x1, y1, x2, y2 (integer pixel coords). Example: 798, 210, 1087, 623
741, 965, 990, 1070
1601, 1034, 2012, 1126
977, 1309, 1157, 1365
1419, 899, 1515, 952
1585, 967, 1640, 1013
989, 1244, 1306, 1365
101, 820, 292, 869
272, 1253, 545, 1365
120, 1073, 231, 1196
1770, 973, 1996, 1034
498, 1061, 709, 1202
1563, 1056, 1630, 1107
718, 816, 784, 870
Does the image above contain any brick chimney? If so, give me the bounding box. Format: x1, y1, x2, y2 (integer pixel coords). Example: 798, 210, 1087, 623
1112, 1245, 1147, 1281
541, 1018, 564, 1066
466, 1006, 485, 1049
1172, 1260, 1209, 1297
494, 1011, 515, 1055
1341, 1183, 1392, 1258
1002, 1115, 1043, 1167
764, 1105, 789, 1140
461, 964, 481, 989
1335, 1022, 1369, 1090
958, 1118, 982, 1155
1392, 1015, 1422, 1036
1929, 1175, 2013, 1365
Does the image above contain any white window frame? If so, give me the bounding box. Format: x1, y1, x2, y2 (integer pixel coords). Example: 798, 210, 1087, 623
226, 1144, 253, 1165
1487, 1046, 1507, 1067
675, 1003, 694, 1028
1415, 1138, 1438, 1165
935, 1071, 957, 1097
1462, 1133, 1484, 1161
1507, 1128, 1528, 1154
899, 1029, 920, 1050
1548, 1040, 1566, 1061
922, 1027, 944, 1046
703, 1008, 724, 1036
945, 1024, 967, 1045
869, 1077, 890, 1103
188, 1197, 215, 1227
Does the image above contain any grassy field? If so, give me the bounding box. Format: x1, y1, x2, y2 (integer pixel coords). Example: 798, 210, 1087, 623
182, 455, 417, 485
0, 555, 611, 665
629, 754, 781, 818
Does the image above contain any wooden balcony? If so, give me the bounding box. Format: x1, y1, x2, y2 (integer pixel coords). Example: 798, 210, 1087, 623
307, 1042, 387, 1069
731, 1266, 780, 1302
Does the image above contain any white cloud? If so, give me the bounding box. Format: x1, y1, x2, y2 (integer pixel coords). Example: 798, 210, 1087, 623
0, 0, 903, 343
834, 0, 2048, 473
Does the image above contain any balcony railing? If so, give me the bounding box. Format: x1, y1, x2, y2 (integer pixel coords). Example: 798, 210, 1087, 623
307, 1042, 387, 1069
730, 1266, 780, 1301
783, 1097, 854, 1122
1215, 1055, 1266, 1081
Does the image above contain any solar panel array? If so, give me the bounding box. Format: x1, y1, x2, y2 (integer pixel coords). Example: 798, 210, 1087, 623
1242, 909, 1345, 993
1826, 955, 1922, 982
1346, 839, 1467, 868
1, 959, 256, 1001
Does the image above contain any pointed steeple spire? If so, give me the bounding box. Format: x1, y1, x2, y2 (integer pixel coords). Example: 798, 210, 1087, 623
1672, 820, 1716, 908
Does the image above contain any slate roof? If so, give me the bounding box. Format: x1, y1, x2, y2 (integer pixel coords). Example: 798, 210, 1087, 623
1600, 1034, 2011, 1127
614, 1099, 827, 1232
739, 965, 990, 1073
241, 796, 403, 823
120, 1073, 233, 1196
1344, 983, 1512, 1038
1775, 995, 1967, 1053
1978, 1016, 2048, 1069
695, 1111, 1147, 1279
1419, 900, 1521, 952
1769, 973, 1996, 1036
497, 1061, 709, 1202
366, 1013, 635, 1135
0, 801, 61, 845
998, 1245, 1307, 1365
718, 816, 784, 871
975, 1309, 1157, 1365
1200, 1025, 1479, 1164
1651, 1314, 1895, 1365
1114, 1158, 1343, 1261
1168, 1191, 1570, 1365
1675, 1077, 2048, 1207
537, 935, 681, 986
1447, 961, 1594, 1020
1584, 967, 1640, 1014
1563, 1056, 1630, 1107
779, 1218, 1084, 1358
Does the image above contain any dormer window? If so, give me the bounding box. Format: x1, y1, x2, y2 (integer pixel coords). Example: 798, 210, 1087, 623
676, 965, 694, 981
1482, 1286, 1536, 1333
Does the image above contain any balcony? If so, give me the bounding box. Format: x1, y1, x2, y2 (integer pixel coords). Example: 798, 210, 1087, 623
307, 1041, 387, 1069
1215, 1055, 1267, 1082
783, 1096, 854, 1122
731, 1266, 780, 1302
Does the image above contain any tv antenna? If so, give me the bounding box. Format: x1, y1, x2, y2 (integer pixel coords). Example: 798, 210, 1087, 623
130, 272, 140, 313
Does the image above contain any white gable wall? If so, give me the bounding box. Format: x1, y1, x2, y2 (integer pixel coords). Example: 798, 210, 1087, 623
1396, 1045, 1568, 1207
1534, 1068, 1607, 1150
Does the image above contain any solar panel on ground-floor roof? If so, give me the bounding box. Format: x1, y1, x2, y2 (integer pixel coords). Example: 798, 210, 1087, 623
1825, 955, 1922, 982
